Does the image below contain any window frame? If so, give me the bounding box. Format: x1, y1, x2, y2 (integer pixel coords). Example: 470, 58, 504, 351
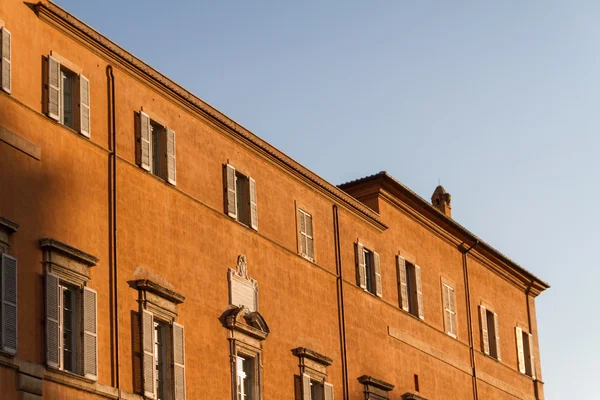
296, 202, 316, 262
479, 301, 501, 361
440, 277, 458, 338
515, 325, 536, 378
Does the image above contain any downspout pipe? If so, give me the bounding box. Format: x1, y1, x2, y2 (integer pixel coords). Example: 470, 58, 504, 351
332, 205, 349, 400
106, 65, 120, 392
525, 281, 540, 400
460, 239, 479, 400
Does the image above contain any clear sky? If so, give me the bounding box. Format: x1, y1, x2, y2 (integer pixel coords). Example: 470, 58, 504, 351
54, 1, 598, 397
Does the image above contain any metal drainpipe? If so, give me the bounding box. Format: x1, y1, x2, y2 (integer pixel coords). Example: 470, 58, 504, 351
460, 240, 479, 400
106, 65, 120, 392
525, 281, 540, 400
332, 205, 349, 399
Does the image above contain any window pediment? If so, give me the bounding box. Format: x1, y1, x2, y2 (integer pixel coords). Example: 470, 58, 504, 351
358, 375, 394, 400
221, 306, 269, 341
40, 238, 97, 286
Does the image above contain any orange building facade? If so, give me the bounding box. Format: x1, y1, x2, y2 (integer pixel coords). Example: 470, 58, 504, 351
0, 1, 549, 399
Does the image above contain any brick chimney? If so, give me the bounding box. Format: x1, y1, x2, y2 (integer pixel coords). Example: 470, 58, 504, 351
431, 185, 452, 218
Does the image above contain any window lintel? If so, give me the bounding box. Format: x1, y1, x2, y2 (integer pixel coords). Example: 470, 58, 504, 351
129, 278, 185, 305
358, 375, 395, 400
221, 306, 269, 341
291, 347, 332, 367
402, 393, 428, 400
40, 238, 98, 267
0, 216, 18, 252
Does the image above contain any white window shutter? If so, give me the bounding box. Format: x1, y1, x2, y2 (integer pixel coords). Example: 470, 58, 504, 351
166, 127, 177, 185
142, 309, 156, 399
139, 111, 152, 172
324, 382, 334, 400
515, 327, 525, 373
442, 284, 451, 335
79, 74, 91, 137
493, 312, 501, 360
305, 213, 314, 261
172, 322, 186, 400
449, 286, 457, 337
249, 177, 258, 230
46, 272, 61, 368
374, 251, 382, 298
397, 256, 409, 311
528, 333, 536, 379
479, 305, 490, 355
355, 243, 366, 289
82, 287, 98, 380
414, 264, 424, 320
1, 254, 17, 354
225, 164, 237, 219
47, 55, 61, 121
298, 211, 307, 256
0, 28, 11, 94
302, 373, 311, 400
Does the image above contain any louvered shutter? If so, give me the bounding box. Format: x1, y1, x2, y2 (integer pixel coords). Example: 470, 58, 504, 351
226, 164, 237, 219
1, 254, 17, 354
140, 111, 152, 172
449, 286, 457, 337
305, 213, 314, 261
397, 256, 409, 311
173, 322, 186, 400
299, 211, 307, 256
373, 251, 382, 298
46, 272, 61, 368
442, 284, 451, 335
479, 305, 490, 355
324, 382, 334, 400
515, 327, 525, 373
142, 309, 155, 399
249, 177, 258, 230
47, 56, 61, 121
302, 373, 311, 400
166, 127, 177, 185
82, 287, 97, 380
0, 28, 11, 94
79, 75, 91, 137
528, 333, 536, 379
493, 312, 501, 360
415, 264, 424, 320
355, 243, 366, 289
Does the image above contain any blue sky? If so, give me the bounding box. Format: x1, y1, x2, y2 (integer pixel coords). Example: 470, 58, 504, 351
54, 1, 599, 397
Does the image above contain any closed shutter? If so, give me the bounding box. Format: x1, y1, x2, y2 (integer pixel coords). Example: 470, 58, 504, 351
528, 333, 536, 379
0, 28, 11, 94
1, 254, 17, 354
415, 264, 424, 320
298, 210, 307, 256
302, 373, 311, 400
166, 127, 177, 185
397, 256, 409, 311
142, 309, 155, 399
83, 287, 98, 380
448, 286, 457, 337
305, 213, 314, 261
324, 382, 334, 400
479, 305, 490, 355
493, 312, 501, 360
515, 327, 525, 373
442, 284, 451, 335
47, 56, 61, 121
172, 322, 186, 400
355, 243, 366, 289
373, 251, 382, 298
139, 111, 152, 171
249, 177, 258, 230
79, 75, 91, 137
226, 164, 237, 219
46, 272, 61, 368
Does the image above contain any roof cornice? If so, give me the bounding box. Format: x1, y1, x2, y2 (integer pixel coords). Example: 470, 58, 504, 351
34, 1, 387, 232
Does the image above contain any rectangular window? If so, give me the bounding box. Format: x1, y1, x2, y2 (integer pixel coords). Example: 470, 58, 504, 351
442, 282, 458, 338
155, 321, 168, 400
397, 256, 424, 319
138, 111, 177, 185
298, 209, 315, 261
225, 164, 258, 230
61, 283, 78, 373
237, 355, 255, 400
0, 253, 18, 355
46, 55, 90, 137
479, 305, 501, 360
1, 27, 12, 94
355, 243, 381, 297
516, 327, 536, 378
